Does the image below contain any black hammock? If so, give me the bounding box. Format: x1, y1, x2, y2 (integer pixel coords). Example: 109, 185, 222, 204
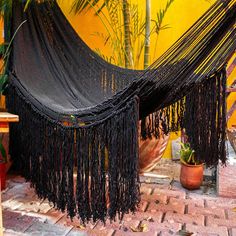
6, 0, 236, 222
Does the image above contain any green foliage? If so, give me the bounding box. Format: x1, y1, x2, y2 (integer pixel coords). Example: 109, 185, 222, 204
0, 0, 12, 17
0, 73, 8, 93
23, 0, 32, 11
0, 42, 7, 57
179, 142, 201, 165
0, 134, 6, 163
73, 0, 174, 69
151, 0, 175, 59
71, 0, 105, 14
74, 0, 147, 68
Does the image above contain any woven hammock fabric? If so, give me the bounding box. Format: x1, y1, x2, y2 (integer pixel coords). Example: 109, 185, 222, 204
6, 0, 236, 222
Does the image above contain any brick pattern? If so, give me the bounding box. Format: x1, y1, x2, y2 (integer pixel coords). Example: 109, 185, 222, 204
206, 216, 236, 228
3, 210, 39, 233
169, 196, 204, 208
186, 224, 228, 236
2, 176, 236, 236
188, 204, 226, 219
147, 201, 185, 214
218, 164, 236, 198
165, 212, 204, 226
25, 221, 72, 235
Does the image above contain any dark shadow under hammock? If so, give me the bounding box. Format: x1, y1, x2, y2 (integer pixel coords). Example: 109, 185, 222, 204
6, 0, 236, 222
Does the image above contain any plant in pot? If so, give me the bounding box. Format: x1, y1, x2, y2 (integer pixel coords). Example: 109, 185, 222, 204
0, 134, 7, 190
179, 142, 204, 190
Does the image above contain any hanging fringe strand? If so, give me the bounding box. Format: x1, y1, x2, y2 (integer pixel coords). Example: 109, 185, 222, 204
7, 82, 140, 223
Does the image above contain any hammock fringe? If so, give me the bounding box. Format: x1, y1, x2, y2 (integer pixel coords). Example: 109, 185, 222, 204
140, 67, 227, 167
7, 83, 140, 222
184, 67, 227, 166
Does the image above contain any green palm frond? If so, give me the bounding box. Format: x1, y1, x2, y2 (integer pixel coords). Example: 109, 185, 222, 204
24, 0, 32, 11
106, 0, 120, 31
152, 0, 175, 36
72, 0, 105, 14
152, 0, 175, 60
0, 0, 11, 16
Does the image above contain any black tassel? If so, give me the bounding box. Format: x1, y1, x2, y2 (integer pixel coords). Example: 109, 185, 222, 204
184, 67, 227, 166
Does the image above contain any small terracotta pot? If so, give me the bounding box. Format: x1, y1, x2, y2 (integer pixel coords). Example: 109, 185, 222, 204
180, 163, 203, 190
0, 162, 6, 190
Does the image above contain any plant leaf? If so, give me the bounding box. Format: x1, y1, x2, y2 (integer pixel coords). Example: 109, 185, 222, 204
130, 223, 148, 232
24, 0, 32, 12
0, 138, 7, 163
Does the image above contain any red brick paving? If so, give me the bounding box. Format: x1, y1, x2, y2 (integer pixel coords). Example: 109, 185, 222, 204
3, 210, 39, 233
232, 228, 236, 236
187, 204, 226, 219
185, 224, 229, 236
206, 216, 236, 228
169, 196, 204, 208
164, 212, 205, 226
2, 175, 236, 236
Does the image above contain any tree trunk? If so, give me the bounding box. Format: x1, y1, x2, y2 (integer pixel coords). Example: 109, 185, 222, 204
144, 0, 151, 69
122, 0, 134, 69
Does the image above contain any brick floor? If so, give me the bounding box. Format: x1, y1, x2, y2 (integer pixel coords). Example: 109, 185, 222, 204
147, 201, 185, 214
3, 211, 39, 233
164, 212, 205, 226
206, 215, 236, 228
1, 174, 236, 236
169, 196, 205, 208
232, 228, 236, 236
152, 188, 186, 199
188, 204, 226, 219
185, 224, 229, 236
25, 221, 72, 235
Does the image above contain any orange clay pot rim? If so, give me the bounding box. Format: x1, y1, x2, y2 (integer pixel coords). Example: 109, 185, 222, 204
181, 162, 204, 167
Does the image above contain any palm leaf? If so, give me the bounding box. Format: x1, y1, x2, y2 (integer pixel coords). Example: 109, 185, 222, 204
152, 0, 175, 35
24, 0, 32, 11
72, 0, 106, 14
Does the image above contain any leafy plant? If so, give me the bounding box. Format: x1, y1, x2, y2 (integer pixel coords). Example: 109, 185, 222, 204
151, 0, 175, 60
71, 0, 104, 14
73, 0, 174, 69
179, 142, 201, 165
0, 134, 6, 163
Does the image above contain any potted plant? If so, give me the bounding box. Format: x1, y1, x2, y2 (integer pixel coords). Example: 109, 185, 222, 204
179, 142, 204, 190
0, 134, 7, 190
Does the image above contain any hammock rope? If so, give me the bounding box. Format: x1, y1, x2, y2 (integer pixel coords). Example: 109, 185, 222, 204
6, 0, 236, 222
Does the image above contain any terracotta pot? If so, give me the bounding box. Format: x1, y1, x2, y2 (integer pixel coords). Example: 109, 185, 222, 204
0, 162, 6, 190
180, 163, 203, 190
139, 132, 169, 173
